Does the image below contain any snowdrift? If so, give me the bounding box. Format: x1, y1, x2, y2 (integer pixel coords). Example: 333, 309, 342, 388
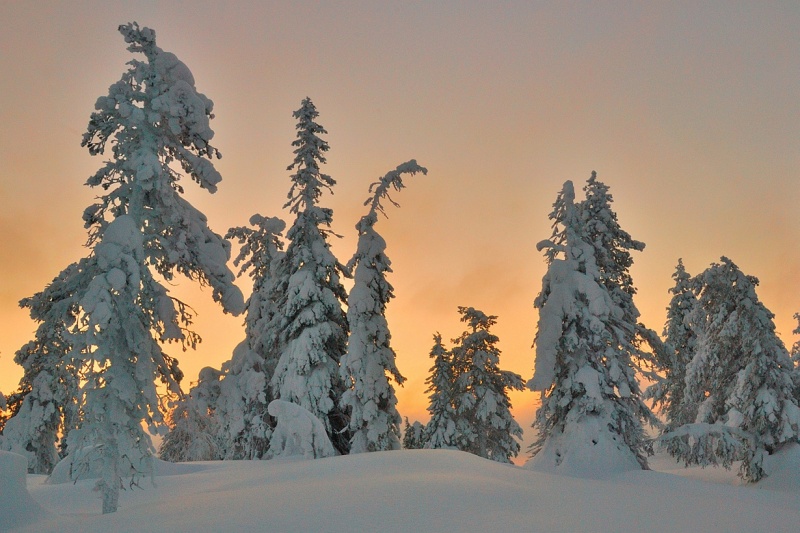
6, 449, 800, 532
525, 414, 642, 478
48, 450, 211, 485
0, 451, 48, 531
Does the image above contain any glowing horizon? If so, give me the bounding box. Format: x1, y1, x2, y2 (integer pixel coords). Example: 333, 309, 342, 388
1, 2, 798, 454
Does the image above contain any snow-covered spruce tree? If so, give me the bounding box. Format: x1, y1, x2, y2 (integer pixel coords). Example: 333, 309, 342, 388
423, 333, 457, 449
528, 181, 655, 475
270, 98, 350, 455
340, 161, 427, 453
645, 259, 699, 433
159, 367, 223, 462
449, 307, 524, 463
58, 23, 243, 513
402, 418, 426, 450
663, 257, 800, 482
214, 216, 286, 459
0, 258, 95, 473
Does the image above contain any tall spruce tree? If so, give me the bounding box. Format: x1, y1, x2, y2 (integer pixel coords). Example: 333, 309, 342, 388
529, 181, 654, 474
270, 98, 351, 454
7, 24, 244, 513
214, 216, 286, 459
645, 259, 699, 432
664, 257, 800, 481
449, 307, 524, 463
340, 161, 427, 453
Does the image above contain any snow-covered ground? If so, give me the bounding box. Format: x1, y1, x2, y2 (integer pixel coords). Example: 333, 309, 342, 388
4, 447, 800, 533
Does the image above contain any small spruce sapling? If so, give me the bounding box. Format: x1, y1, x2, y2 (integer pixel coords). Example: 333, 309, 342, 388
449, 307, 524, 463
423, 334, 457, 450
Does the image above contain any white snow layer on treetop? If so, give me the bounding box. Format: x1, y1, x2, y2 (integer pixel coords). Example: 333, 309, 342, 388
529, 257, 616, 391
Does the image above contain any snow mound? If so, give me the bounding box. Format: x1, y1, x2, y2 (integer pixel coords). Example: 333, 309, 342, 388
0, 450, 48, 531
757, 442, 800, 491
18, 449, 800, 532
267, 400, 337, 459
525, 413, 642, 478
48, 450, 208, 485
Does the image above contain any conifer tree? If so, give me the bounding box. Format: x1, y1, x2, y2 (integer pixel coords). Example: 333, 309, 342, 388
646, 259, 699, 432
0, 262, 85, 473
270, 98, 350, 454
449, 307, 524, 463
664, 257, 800, 481
529, 181, 654, 473
159, 367, 223, 462
423, 333, 457, 449
214, 216, 286, 459
66, 216, 173, 514
8, 24, 244, 513
402, 418, 426, 450
340, 161, 427, 453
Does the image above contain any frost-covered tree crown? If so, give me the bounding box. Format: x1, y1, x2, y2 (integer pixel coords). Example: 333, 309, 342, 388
646, 259, 699, 432
449, 307, 524, 463
423, 333, 457, 450
79, 23, 243, 316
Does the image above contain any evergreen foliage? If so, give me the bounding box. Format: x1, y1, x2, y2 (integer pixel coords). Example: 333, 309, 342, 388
340, 161, 427, 453
66, 216, 170, 514
423, 333, 457, 449
646, 259, 699, 432
159, 367, 223, 462
449, 307, 524, 463
270, 98, 350, 455
0, 262, 85, 473
663, 257, 800, 481
402, 418, 426, 450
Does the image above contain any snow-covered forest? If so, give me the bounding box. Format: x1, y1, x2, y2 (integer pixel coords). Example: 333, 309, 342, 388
2, 5, 800, 531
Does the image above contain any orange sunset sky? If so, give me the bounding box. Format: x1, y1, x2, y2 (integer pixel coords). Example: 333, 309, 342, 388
1, 2, 799, 453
